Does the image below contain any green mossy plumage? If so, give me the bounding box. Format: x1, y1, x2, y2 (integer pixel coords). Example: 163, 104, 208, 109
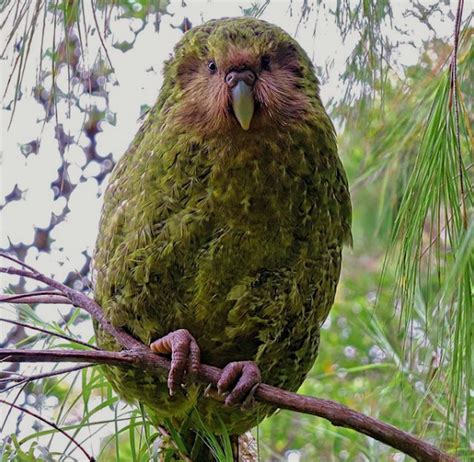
93, 17, 351, 438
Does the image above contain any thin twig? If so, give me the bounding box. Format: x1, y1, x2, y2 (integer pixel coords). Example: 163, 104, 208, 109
0, 369, 26, 379
0, 253, 38, 272
90, 0, 114, 72
0, 381, 28, 434
0, 364, 92, 384
0, 364, 93, 393
0, 398, 95, 461
0, 317, 99, 350
0, 291, 70, 304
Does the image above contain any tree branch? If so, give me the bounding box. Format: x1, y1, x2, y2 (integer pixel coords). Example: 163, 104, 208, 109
0, 292, 71, 304
0, 255, 458, 462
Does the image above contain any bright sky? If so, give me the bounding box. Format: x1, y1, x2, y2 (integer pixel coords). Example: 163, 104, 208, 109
0, 1, 456, 459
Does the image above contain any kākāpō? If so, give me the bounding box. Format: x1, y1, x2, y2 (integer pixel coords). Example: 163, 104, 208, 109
93, 16, 352, 459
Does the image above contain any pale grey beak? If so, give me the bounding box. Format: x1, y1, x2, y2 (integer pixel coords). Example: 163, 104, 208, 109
231, 81, 255, 131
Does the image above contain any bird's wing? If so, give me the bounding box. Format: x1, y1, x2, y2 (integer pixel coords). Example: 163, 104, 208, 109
93, 112, 214, 345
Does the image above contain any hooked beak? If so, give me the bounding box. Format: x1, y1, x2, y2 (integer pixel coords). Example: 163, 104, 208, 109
231, 81, 255, 131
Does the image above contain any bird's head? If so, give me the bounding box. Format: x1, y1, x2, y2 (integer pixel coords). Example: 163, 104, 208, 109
161, 17, 321, 136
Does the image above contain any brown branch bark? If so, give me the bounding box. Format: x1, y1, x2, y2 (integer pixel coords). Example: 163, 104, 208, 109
0, 256, 458, 462
0, 291, 70, 304
0, 363, 92, 389
0, 348, 457, 461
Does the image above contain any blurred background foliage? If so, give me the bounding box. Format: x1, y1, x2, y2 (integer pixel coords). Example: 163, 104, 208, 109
0, 0, 472, 461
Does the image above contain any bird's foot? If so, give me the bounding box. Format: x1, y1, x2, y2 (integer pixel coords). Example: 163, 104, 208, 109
217, 361, 261, 410
150, 329, 200, 396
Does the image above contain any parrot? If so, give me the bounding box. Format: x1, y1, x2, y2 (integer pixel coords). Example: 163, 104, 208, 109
93, 16, 352, 460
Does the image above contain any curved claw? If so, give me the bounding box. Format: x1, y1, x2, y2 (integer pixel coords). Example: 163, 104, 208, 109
217, 361, 261, 408
150, 329, 200, 396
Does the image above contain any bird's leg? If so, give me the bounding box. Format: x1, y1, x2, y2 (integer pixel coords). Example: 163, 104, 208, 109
150, 329, 200, 396
217, 361, 261, 409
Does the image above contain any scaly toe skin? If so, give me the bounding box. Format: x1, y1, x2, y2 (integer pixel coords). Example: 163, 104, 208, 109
150, 329, 200, 396
217, 361, 261, 408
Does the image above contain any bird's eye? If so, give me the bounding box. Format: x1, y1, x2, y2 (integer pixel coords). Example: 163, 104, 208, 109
261, 55, 271, 70
208, 61, 217, 73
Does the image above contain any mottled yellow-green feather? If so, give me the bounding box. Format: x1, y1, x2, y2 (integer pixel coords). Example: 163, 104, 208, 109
93, 17, 351, 438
